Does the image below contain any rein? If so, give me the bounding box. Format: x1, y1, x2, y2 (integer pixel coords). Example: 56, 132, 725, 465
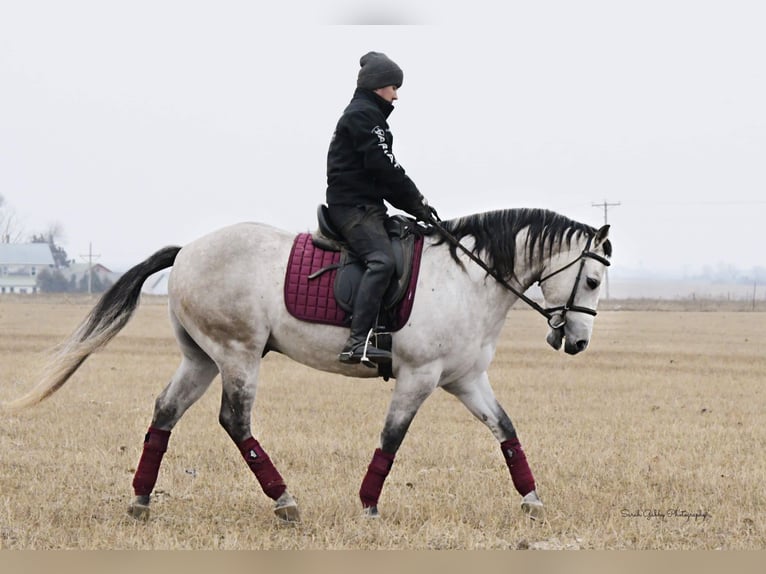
428, 217, 610, 329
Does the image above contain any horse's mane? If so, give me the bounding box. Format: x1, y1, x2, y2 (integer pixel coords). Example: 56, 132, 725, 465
437, 208, 611, 280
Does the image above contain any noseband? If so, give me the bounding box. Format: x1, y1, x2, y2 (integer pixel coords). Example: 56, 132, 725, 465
430, 218, 610, 329
537, 234, 612, 329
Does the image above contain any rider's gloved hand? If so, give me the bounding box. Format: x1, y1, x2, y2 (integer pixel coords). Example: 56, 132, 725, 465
411, 196, 440, 223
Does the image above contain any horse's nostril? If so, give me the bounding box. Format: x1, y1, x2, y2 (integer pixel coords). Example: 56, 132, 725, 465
576, 340, 588, 352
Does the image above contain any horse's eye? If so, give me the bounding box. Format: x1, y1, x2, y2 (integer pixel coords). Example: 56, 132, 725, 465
586, 277, 600, 290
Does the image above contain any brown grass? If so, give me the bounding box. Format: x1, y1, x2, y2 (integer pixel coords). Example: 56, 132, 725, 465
0, 295, 764, 549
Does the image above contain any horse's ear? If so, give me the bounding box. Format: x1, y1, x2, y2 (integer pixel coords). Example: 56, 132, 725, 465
594, 224, 610, 246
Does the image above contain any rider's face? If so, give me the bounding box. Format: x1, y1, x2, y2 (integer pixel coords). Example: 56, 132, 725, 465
374, 85, 398, 103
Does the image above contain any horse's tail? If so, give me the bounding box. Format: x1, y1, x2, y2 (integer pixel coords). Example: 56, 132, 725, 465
3, 246, 182, 412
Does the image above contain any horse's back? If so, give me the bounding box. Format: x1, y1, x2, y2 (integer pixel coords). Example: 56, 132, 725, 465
171, 222, 293, 287
167, 222, 294, 353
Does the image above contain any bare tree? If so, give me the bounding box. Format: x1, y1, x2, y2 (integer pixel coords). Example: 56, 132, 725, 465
30, 221, 71, 268
43, 221, 65, 245
0, 194, 25, 243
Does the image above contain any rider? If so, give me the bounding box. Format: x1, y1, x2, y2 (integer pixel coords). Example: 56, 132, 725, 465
326, 51, 436, 365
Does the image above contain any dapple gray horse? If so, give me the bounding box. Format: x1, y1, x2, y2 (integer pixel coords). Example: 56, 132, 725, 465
5, 208, 611, 523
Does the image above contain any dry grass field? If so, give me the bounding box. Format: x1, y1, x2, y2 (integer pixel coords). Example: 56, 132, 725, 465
0, 295, 764, 550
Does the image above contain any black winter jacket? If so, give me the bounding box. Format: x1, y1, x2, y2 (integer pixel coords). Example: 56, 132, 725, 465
326, 88, 423, 214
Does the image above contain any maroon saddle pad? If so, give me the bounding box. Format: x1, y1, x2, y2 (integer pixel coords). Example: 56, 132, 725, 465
283, 233, 424, 331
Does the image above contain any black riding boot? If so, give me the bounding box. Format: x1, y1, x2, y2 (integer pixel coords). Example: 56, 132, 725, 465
339, 261, 393, 367
338, 330, 392, 367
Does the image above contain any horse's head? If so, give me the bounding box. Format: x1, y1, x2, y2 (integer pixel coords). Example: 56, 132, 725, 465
538, 225, 612, 355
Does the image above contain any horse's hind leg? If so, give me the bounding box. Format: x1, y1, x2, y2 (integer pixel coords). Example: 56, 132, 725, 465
127, 330, 219, 520
217, 360, 299, 523
443, 372, 544, 521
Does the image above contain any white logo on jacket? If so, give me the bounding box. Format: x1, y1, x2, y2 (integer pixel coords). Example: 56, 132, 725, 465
371, 125, 398, 167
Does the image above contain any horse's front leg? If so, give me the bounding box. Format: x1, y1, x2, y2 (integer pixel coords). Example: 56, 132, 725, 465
360, 369, 438, 517
443, 371, 545, 521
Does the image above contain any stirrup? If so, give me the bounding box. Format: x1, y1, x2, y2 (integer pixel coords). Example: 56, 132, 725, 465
359, 328, 375, 368
338, 329, 391, 368
338, 345, 363, 364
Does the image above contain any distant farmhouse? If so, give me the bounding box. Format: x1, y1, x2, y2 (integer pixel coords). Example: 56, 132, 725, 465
0, 243, 123, 295
62, 262, 122, 290
0, 243, 55, 294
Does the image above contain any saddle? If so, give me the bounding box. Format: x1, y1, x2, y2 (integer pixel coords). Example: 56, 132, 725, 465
283, 205, 426, 332
283, 207, 426, 380
310, 204, 420, 315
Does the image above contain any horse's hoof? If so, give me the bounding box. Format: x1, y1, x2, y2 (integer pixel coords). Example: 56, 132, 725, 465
274, 492, 300, 523
521, 490, 545, 522
362, 506, 380, 519
127, 502, 151, 522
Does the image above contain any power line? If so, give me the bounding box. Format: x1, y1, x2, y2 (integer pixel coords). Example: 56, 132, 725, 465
614, 199, 766, 207
592, 199, 621, 226
592, 200, 620, 299
79, 242, 101, 295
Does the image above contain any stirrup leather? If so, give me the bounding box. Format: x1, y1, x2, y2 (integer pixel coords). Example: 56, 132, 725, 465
359, 328, 377, 369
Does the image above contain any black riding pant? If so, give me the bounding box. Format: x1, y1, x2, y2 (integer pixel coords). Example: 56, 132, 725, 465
327, 204, 395, 342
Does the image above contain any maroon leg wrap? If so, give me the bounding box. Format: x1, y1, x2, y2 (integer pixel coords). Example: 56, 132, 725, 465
359, 448, 395, 508
501, 438, 536, 496
238, 437, 287, 501
132, 427, 171, 496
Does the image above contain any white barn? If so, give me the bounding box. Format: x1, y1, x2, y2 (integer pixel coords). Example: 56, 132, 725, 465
0, 243, 55, 294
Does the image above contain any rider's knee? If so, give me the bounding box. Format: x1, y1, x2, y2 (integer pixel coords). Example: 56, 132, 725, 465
368, 251, 395, 277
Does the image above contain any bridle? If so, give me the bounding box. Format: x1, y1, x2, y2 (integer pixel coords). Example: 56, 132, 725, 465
536, 233, 611, 329
429, 217, 611, 329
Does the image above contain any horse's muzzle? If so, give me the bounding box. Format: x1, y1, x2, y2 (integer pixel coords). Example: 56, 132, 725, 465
564, 338, 589, 355
546, 327, 564, 351
546, 327, 589, 355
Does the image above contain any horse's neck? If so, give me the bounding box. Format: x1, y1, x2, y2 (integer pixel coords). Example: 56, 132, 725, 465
511, 228, 546, 292
465, 233, 541, 322
431, 231, 543, 305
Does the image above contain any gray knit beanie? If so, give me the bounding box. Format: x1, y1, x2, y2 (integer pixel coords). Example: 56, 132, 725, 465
357, 51, 404, 90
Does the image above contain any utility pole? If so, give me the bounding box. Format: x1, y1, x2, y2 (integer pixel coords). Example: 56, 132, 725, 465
592, 200, 620, 299
79, 242, 101, 295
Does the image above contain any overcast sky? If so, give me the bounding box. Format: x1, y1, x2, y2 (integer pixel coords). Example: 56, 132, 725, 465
1, 1, 764, 275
